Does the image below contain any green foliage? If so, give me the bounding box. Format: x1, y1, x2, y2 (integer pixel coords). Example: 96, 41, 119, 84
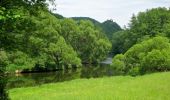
1, 1, 79, 71
19, 11, 81, 70
72, 17, 122, 39
6, 51, 35, 72
60, 19, 112, 63
141, 49, 170, 72
78, 20, 112, 63
111, 8, 170, 74
101, 19, 122, 39
0, 0, 111, 72
0, 50, 8, 72
111, 54, 125, 73
112, 36, 170, 74
71, 17, 102, 28
129, 8, 170, 37
124, 36, 170, 72
51, 13, 64, 19
111, 7, 170, 54
111, 31, 128, 54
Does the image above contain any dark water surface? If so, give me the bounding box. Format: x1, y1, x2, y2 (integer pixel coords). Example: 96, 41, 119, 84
7, 64, 117, 89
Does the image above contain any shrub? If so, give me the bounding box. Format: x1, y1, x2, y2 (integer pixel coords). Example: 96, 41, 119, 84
112, 36, 170, 74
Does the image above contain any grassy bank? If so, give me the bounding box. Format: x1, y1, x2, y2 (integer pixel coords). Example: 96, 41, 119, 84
9, 72, 170, 100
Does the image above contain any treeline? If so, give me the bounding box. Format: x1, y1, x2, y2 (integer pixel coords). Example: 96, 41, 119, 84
0, 0, 111, 72
111, 7, 170, 75
72, 17, 122, 39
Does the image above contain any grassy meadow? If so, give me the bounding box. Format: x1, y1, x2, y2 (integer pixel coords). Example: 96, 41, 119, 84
9, 72, 170, 100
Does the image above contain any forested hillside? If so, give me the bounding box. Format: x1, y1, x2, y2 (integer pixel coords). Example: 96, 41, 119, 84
72, 17, 122, 39
0, 0, 111, 72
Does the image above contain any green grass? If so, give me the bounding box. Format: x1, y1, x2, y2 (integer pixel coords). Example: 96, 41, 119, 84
9, 72, 170, 100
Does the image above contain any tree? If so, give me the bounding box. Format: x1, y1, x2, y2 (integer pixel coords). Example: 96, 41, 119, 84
112, 36, 170, 74
111, 7, 170, 54
60, 19, 112, 63
1, 5, 82, 71
111, 54, 125, 73
111, 30, 128, 54
0, 50, 8, 73
141, 49, 170, 72
0, 0, 112, 72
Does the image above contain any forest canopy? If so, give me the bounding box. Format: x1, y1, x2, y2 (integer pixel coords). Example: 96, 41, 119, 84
0, 0, 111, 72
111, 7, 170, 75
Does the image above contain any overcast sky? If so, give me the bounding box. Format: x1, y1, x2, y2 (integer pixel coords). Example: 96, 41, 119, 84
52, 0, 170, 27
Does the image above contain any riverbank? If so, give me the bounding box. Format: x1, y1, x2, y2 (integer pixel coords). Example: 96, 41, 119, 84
9, 72, 170, 100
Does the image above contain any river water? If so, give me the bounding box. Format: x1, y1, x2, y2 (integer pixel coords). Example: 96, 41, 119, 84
6, 63, 119, 89
4, 57, 116, 90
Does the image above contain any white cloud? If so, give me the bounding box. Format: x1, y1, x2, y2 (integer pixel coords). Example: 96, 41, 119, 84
52, 0, 170, 27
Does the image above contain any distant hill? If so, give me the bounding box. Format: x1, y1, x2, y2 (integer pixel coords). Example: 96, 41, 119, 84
71, 17, 122, 39
101, 20, 122, 39
51, 13, 64, 19
71, 17, 101, 26
49, 15, 122, 39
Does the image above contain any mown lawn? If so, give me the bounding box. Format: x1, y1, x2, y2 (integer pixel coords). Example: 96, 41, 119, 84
9, 72, 170, 100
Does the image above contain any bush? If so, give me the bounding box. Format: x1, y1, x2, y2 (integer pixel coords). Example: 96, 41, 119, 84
111, 54, 125, 74
141, 49, 170, 72
111, 36, 170, 74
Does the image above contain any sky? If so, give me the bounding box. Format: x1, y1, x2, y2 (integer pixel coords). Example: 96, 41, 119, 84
51, 0, 170, 27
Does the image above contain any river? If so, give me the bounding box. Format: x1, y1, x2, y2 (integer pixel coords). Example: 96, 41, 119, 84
4, 57, 116, 89
6, 63, 118, 89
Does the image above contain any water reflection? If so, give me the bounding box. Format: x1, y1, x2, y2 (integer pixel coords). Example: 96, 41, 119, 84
7, 68, 81, 89
81, 64, 115, 78
0, 74, 9, 100
7, 64, 117, 89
